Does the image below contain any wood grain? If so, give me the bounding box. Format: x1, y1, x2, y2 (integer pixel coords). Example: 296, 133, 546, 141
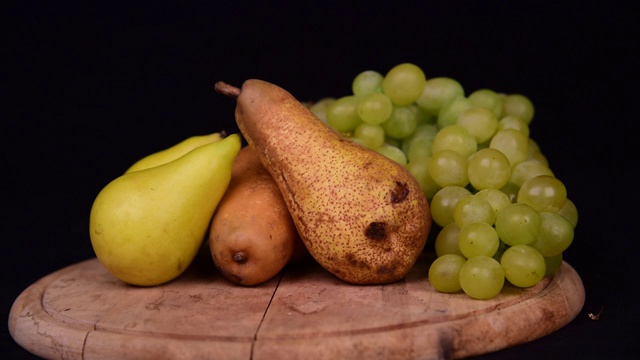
8, 253, 585, 359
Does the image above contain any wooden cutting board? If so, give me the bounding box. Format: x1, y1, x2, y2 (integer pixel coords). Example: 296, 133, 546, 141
9, 252, 584, 360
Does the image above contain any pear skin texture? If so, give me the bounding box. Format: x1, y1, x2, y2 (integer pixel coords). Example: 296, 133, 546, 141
209, 145, 306, 286
234, 79, 431, 285
89, 134, 241, 286
125, 132, 225, 173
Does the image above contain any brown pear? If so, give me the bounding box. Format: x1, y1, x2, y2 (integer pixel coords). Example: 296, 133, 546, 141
215, 79, 431, 284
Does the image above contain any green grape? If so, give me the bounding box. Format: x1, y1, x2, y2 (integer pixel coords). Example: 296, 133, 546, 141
353, 123, 385, 149
382, 63, 427, 105
489, 129, 529, 167
517, 175, 567, 213
467, 148, 511, 190
459, 256, 505, 300
499, 182, 520, 203
557, 198, 578, 228
428, 254, 466, 293
495, 203, 541, 246
415, 77, 465, 116
413, 105, 437, 125
347, 136, 368, 147
492, 240, 508, 262
500, 245, 546, 288
474, 188, 512, 217
407, 136, 434, 162
529, 212, 574, 257
352, 70, 384, 97
497, 115, 530, 138
453, 194, 496, 227
509, 159, 554, 187
458, 222, 500, 258
384, 136, 401, 148
430, 186, 472, 227
434, 222, 464, 257
525, 138, 548, 166
438, 95, 473, 129
429, 150, 469, 188
431, 124, 477, 157
308, 97, 335, 123
544, 253, 563, 277
357, 92, 393, 125
501, 93, 535, 124
382, 105, 418, 139
406, 157, 441, 199
375, 143, 407, 166
401, 123, 438, 152
456, 107, 498, 144
326, 95, 362, 134
468, 88, 503, 119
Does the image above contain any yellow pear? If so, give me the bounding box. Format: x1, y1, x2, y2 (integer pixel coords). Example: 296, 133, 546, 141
215, 80, 431, 285
125, 131, 226, 173
89, 133, 242, 286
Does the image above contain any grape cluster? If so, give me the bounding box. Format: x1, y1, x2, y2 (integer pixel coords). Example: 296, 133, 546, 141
309, 63, 578, 300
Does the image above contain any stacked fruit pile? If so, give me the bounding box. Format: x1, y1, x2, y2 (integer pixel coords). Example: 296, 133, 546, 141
308, 63, 578, 299
88, 62, 577, 301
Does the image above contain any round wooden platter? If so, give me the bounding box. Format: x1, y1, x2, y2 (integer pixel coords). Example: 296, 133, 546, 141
9, 252, 585, 360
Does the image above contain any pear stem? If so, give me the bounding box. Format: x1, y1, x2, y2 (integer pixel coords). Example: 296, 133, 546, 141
214, 81, 241, 99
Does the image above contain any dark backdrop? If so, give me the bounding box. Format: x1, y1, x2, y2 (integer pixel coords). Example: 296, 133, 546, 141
3, 1, 637, 359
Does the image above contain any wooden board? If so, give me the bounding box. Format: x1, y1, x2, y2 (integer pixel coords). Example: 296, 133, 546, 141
8, 252, 585, 360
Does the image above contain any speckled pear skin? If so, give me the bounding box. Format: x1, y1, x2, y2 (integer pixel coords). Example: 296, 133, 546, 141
234, 79, 431, 284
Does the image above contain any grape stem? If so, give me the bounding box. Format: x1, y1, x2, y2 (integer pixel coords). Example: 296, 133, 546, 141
215, 81, 241, 99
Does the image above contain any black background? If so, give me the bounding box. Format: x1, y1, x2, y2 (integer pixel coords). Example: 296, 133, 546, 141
3, 1, 637, 359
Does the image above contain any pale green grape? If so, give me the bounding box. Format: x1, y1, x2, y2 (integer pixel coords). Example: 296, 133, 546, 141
501, 94, 535, 124
499, 182, 520, 203
489, 129, 529, 167
413, 105, 437, 125
497, 115, 530, 138
500, 245, 546, 288
467, 148, 511, 190
401, 123, 438, 154
430, 186, 472, 227
458, 222, 500, 258
382, 63, 427, 105
529, 212, 574, 257
406, 157, 441, 199
347, 136, 368, 147
459, 256, 505, 300
474, 188, 512, 217
428, 254, 466, 293
544, 253, 563, 277
429, 150, 469, 188
308, 97, 335, 123
495, 203, 541, 246
453, 194, 496, 227
438, 95, 473, 129
384, 136, 401, 148
557, 198, 578, 228
456, 106, 498, 144
352, 70, 384, 97
493, 240, 508, 262
353, 123, 385, 149
416, 77, 465, 116
431, 124, 477, 157
468, 88, 503, 119
326, 95, 362, 134
357, 92, 393, 125
382, 105, 418, 139
375, 143, 407, 166
509, 159, 554, 187
407, 136, 434, 162
434, 222, 463, 257
517, 175, 567, 213
527, 149, 550, 167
